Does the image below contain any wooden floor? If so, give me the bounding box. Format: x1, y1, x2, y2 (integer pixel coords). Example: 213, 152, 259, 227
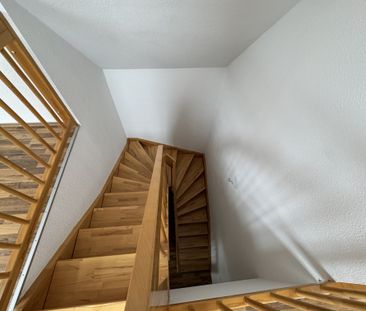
0, 123, 62, 271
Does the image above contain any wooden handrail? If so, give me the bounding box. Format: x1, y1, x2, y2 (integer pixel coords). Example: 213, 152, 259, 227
125, 145, 166, 311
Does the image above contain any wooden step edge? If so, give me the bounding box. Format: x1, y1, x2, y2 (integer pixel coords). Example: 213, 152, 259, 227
93, 205, 145, 212
103, 190, 148, 197
56, 253, 136, 265
112, 176, 150, 186
41, 300, 126, 310
177, 217, 208, 225
77, 224, 142, 234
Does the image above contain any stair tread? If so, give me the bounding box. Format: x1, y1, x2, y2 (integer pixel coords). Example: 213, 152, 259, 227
177, 174, 205, 206
178, 235, 209, 249
177, 192, 207, 215
176, 157, 204, 198
123, 151, 152, 179
143, 144, 157, 161
178, 223, 209, 237
175, 153, 195, 189
91, 206, 144, 228
178, 206, 208, 224
128, 141, 154, 170
73, 225, 141, 258
111, 176, 149, 193
118, 163, 150, 183
44, 254, 135, 309
103, 191, 147, 207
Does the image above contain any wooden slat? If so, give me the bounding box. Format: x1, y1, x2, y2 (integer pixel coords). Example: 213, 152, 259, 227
0, 183, 37, 203
0, 242, 21, 250
320, 284, 366, 299
297, 288, 366, 310
1, 48, 65, 133
270, 292, 333, 311
0, 126, 50, 167
125, 145, 163, 311
0, 212, 29, 225
0, 98, 56, 153
244, 297, 277, 311
0, 154, 44, 184
175, 154, 194, 190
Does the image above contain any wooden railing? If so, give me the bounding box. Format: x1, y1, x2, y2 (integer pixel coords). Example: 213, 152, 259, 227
157, 282, 366, 311
0, 14, 76, 310
125, 145, 170, 311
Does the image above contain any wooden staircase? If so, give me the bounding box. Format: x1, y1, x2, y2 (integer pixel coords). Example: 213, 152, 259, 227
170, 151, 211, 288
21, 139, 212, 310
41, 140, 158, 309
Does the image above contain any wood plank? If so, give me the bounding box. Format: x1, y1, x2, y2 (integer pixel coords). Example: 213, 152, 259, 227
177, 157, 204, 198
128, 141, 154, 171
179, 247, 210, 261
110, 176, 149, 192
177, 174, 205, 206
73, 225, 141, 258
44, 254, 135, 309
270, 292, 332, 311
175, 154, 194, 190
123, 151, 152, 179
177, 193, 207, 216
42, 301, 126, 311
118, 164, 150, 183
178, 208, 208, 224
90, 206, 144, 228
102, 191, 147, 207
178, 235, 209, 249
144, 144, 157, 161
244, 297, 277, 311
178, 223, 208, 237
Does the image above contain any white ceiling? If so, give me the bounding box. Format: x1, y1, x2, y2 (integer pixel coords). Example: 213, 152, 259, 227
14, 0, 299, 69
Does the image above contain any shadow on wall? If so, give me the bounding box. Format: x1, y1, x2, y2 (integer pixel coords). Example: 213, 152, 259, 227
206, 137, 331, 284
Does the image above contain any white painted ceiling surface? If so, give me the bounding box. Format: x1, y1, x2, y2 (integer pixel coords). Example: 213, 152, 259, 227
13, 0, 299, 69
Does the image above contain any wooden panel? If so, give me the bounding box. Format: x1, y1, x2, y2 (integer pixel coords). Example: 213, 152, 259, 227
90, 206, 144, 228
118, 164, 150, 183
102, 191, 147, 207
177, 175, 205, 206
128, 141, 154, 171
73, 225, 141, 258
178, 223, 208, 237
176, 157, 204, 198
177, 192, 207, 215
175, 154, 194, 190
110, 176, 149, 192
178, 236, 209, 249
44, 254, 135, 309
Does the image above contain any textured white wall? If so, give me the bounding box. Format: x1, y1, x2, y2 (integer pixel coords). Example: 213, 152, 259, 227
104, 68, 224, 152
0, 1, 127, 291
206, 0, 366, 284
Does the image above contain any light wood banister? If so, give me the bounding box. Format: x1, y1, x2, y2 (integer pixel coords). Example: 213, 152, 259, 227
125, 145, 166, 311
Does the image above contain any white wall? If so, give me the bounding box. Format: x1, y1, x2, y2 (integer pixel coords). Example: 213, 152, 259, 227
206, 0, 366, 285
104, 68, 224, 152
0, 1, 127, 291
